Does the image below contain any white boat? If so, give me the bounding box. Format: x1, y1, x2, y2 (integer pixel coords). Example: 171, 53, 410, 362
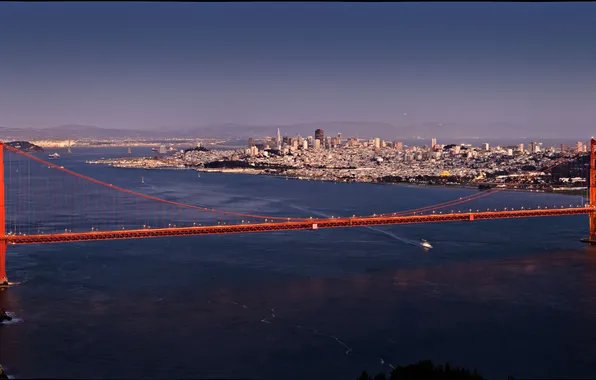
420, 239, 433, 249
48, 153, 60, 159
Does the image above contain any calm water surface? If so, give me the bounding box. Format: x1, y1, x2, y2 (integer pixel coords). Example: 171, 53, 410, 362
1, 147, 596, 379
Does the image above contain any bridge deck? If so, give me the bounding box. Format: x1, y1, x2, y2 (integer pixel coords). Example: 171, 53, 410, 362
4, 207, 594, 245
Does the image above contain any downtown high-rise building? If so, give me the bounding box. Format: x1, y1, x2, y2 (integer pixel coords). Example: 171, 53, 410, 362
431, 138, 437, 148
315, 129, 325, 144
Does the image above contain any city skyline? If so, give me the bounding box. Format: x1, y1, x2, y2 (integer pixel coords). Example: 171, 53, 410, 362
1, 2, 595, 137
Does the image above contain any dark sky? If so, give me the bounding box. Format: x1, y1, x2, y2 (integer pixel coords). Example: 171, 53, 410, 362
1, 2, 595, 136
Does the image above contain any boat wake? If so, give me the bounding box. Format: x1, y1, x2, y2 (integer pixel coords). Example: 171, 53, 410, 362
289, 205, 421, 246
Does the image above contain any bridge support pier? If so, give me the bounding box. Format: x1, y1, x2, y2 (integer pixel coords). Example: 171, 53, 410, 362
581, 212, 596, 244
581, 138, 596, 245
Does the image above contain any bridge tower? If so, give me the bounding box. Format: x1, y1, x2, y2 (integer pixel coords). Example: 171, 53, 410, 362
582, 137, 596, 244
0, 142, 6, 286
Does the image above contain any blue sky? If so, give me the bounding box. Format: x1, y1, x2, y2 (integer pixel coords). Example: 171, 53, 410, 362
1, 2, 595, 137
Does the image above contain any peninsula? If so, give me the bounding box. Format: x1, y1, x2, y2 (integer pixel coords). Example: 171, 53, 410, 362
86, 137, 588, 192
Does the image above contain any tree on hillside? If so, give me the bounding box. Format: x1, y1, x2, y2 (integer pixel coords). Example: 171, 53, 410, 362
357, 360, 486, 380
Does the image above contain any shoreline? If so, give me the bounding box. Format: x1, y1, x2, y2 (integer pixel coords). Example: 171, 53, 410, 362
87, 161, 587, 198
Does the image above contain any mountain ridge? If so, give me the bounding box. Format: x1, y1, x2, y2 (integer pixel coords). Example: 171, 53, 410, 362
0, 122, 575, 140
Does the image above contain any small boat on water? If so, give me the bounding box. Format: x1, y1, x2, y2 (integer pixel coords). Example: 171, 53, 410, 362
420, 239, 433, 249
48, 153, 60, 159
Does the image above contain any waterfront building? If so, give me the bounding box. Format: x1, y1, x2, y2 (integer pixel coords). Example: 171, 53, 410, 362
577, 141, 584, 153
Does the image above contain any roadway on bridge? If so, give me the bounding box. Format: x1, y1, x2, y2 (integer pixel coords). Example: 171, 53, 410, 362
5, 206, 593, 245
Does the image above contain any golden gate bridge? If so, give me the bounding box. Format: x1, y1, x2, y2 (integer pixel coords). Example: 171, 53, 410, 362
1, 138, 596, 286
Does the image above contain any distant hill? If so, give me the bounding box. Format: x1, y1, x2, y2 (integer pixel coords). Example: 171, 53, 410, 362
5, 141, 44, 152
0, 125, 168, 140
0, 121, 572, 141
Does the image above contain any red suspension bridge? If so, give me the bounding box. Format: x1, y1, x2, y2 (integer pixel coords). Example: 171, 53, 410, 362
1, 138, 596, 286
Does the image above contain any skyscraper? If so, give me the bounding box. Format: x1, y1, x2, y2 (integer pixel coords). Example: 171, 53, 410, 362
431, 138, 437, 148
315, 129, 325, 144
277, 128, 281, 150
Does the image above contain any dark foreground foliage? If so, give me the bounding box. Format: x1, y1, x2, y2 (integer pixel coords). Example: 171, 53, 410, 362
357, 360, 486, 380
0, 364, 8, 380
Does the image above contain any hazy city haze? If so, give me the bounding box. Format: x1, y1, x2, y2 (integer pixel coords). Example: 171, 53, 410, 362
1, 2, 595, 138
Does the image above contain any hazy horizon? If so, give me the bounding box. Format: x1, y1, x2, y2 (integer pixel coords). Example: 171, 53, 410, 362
1, 2, 595, 137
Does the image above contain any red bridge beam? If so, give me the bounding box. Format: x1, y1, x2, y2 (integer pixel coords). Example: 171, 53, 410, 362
4, 207, 594, 246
